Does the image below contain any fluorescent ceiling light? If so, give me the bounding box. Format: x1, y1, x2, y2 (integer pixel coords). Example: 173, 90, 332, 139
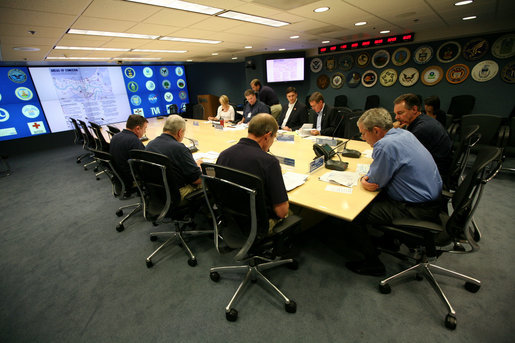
132, 49, 187, 53
314, 7, 330, 13
278, 48, 285, 51
232, 57, 237, 60
244, 46, 252, 49
55, 46, 131, 52
290, 35, 300, 39
68, 29, 158, 40
46, 57, 111, 60
159, 36, 221, 44
117, 57, 162, 60
455, 1, 473, 6
13, 47, 40, 51
211, 53, 219, 55
462, 15, 476, 20
125, 0, 223, 15
380, 30, 390, 34
354, 21, 367, 26
186, 59, 193, 62
217, 11, 289, 27
322, 40, 330, 44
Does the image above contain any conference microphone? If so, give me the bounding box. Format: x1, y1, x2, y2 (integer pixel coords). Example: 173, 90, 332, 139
340, 133, 362, 158
331, 109, 346, 140
185, 137, 199, 153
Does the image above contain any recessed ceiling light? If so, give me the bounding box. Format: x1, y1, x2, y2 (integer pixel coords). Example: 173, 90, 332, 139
13, 47, 40, 51
117, 57, 162, 60
55, 46, 131, 52
217, 11, 289, 27
125, 0, 223, 15
278, 48, 286, 51
380, 30, 390, 34
132, 49, 187, 53
290, 35, 300, 39
244, 46, 252, 49
67, 29, 158, 39
322, 40, 330, 44
232, 57, 238, 60
186, 59, 193, 62
159, 36, 221, 44
46, 57, 111, 60
462, 15, 477, 20
211, 52, 219, 55
314, 7, 330, 13
354, 21, 367, 26
455, 0, 473, 6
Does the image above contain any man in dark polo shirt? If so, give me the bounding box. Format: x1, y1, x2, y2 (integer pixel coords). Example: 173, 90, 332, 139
239, 89, 270, 124
250, 79, 282, 120
394, 93, 452, 178
146, 114, 202, 200
109, 114, 148, 193
217, 113, 289, 233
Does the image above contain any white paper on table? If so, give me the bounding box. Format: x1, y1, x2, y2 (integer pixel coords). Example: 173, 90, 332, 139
193, 151, 220, 163
224, 124, 247, 131
325, 185, 353, 194
356, 164, 370, 175
362, 149, 373, 158
282, 172, 308, 191
319, 171, 360, 187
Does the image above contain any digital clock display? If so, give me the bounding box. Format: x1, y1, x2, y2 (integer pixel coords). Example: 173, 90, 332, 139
318, 33, 415, 54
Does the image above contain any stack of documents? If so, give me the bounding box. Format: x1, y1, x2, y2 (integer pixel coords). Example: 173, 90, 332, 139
282, 172, 309, 191
319, 171, 360, 187
193, 151, 219, 164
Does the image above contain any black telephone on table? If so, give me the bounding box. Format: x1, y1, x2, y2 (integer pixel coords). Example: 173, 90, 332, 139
313, 143, 348, 171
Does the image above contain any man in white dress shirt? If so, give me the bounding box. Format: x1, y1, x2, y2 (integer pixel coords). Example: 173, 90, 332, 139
276, 87, 308, 131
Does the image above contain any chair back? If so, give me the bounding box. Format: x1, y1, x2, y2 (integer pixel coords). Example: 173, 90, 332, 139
168, 103, 178, 114
89, 122, 110, 151
461, 114, 504, 148
91, 149, 125, 197
364, 95, 380, 110
446, 146, 502, 249
192, 104, 204, 119
445, 125, 480, 190
343, 110, 363, 139
128, 150, 182, 223
69, 118, 84, 146
106, 125, 121, 139
201, 163, 269, 260
448, 95, 475, 120
334, 94, 348, 107
78, 119, 97, 150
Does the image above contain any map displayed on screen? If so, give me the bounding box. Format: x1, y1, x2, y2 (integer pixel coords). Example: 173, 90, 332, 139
30, 67, 132, 132
266, 57, 305, 83
0, 67, 50, 142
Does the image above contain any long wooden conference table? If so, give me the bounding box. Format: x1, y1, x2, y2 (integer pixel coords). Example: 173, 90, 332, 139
108, 117, 378, 222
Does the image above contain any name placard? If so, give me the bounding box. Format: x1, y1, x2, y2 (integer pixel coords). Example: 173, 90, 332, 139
316, 138, 340, 146
213, 123, 223, 130
275, 155, 295, 167
309, 156, 324, 173
277, 134, 294, 142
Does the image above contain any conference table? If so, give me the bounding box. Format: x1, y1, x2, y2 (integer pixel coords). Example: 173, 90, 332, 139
108, 117, 378, 222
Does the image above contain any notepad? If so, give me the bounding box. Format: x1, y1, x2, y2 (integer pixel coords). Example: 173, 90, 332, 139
319, 171, 360, 187
282, 172, 308, 191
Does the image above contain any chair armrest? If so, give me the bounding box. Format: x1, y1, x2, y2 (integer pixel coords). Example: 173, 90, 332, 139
383, 218, 444, 237
272, 215, 302, 235
184, 188, 205, 202
498, 124, 509, 148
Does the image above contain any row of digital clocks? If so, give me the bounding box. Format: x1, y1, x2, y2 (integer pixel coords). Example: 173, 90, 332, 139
318, 33, 415, 55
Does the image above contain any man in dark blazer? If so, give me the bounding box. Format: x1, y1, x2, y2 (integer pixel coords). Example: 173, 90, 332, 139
308, 91, 340, 136
277, 86, 308, 131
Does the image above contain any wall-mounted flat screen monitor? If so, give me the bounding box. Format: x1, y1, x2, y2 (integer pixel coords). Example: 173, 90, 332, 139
266, 57, 304, 83
29, 67, 132, 133
0, 67, 50, 142
121, 65, 189, 118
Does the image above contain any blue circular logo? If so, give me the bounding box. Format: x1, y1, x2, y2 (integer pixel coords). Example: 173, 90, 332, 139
162, 80, 171, 89
175, 67, 184, 76
131, 95, 142, 106
160, 67, 169, 77
177, 79, 185, 89
15, 87, 33, 101
124, 67, 136, 78
143, 67, 153, 78
8, 69, 27, 83
146, 80, 155, 91
127, 81, 138, 92
164, 92, 173, 102
0, 108, 9, 122
179, 91, 187, 100
148, 93, 158, 104
22, 105, 40, 118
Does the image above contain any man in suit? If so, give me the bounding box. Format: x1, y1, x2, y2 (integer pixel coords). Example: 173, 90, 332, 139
308, 91, 340, 136
277, 86, 308, 131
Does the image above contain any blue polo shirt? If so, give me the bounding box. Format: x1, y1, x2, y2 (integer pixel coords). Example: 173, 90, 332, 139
109, 129, 145, 185
242, 100, 270, 123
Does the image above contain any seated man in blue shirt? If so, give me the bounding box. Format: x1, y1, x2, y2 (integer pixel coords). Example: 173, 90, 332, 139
346, 107, 443, 276
217, 113, 289, 234
239, 89, 270, 124
146, 115, 202, 200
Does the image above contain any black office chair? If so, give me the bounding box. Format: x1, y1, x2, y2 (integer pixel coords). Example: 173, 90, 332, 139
334, 94, 348, 107
460, 114, 505, 153
377, 146, 503, 330
129, 150, 211, 268
201, 163, 301, 322
70, 118, 91, 164
364, 95, 380, 110
78, 119, 99, 171
192, 104, 204, 120
447, 95, 475, 121
343, 110, 363, 139
106, 125, 121, 139
501, 117, 515, 172
168, 103, 178, 114
90, 149, 142, 232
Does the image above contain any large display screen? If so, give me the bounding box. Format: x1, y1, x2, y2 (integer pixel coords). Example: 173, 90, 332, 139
0, 67, 50, 142
266, 57, 304, 83
121, 65, 189, 118
29, 67, 132, 133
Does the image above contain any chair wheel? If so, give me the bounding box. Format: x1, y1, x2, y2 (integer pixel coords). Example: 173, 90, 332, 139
379, 283, 391, 294
287, 260, 299, 270
146, 260, 153, 268
445, 314, 457, 330
226, 308, 238, 322
210, 271, 220, 282
115, 209, 123, 217
84, 167, 88, 171
285, 300, 297, 313
415, 273, 423, 281
187, 258, 197, 267
76, 159, 81, 164
464, 282, 480, 293
116, 223, 124, 232
473, 229, 481, 242
96, 177, 100, 180
150, 235, 158, 241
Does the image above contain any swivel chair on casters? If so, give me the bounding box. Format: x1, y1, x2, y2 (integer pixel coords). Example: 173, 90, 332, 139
129, 150, 212, 268
201, 163, 302, 322
376, 146, 503, 330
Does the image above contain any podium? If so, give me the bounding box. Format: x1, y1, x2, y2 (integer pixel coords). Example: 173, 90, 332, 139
197, 94, 219, 120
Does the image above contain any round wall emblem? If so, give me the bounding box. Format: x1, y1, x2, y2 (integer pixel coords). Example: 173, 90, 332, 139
131, 95, 142, 106
127, 81, 138, 92
164, 92, 173, 102
143, 67, 153, 78
0, 108, 10, 122
177, 79, 186, 88
436, 41, 461, 63
371, 49, 390, 69
8, 68, 27, 83
160, 67, 169, 77
339, 55, 353, 71
421, 66, 444, 86
124, 67, 136, 78
316, 74, 330, 89
146, 80, 156, 91
22, 104, 40, 118
148, 93, 158, 104
399, 67, 419, 86
15, 87, 33, 100
492, 34, 515, 59
310, 58, 323, 73
446, 64, 470, 84
179, 91, 188, 100
379, 68, 397, 87
175, 66, 184, 76
356, 52, 370, 68
162, 80, 171, 89
347, 72, 361, 88
462, 38, 489, 61
330, 72, 345, 89
471, 60, 499, 82
500, 61, 515, 83
361, 70, 378, 87
413, 45, 433, 64
392, 47, 410, 66
325, 57, 337, 71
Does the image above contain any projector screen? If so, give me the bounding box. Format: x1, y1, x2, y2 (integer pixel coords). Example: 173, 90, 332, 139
30, 67, 132, 133
266, 57, 304, 83
0, 67, 50, 142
